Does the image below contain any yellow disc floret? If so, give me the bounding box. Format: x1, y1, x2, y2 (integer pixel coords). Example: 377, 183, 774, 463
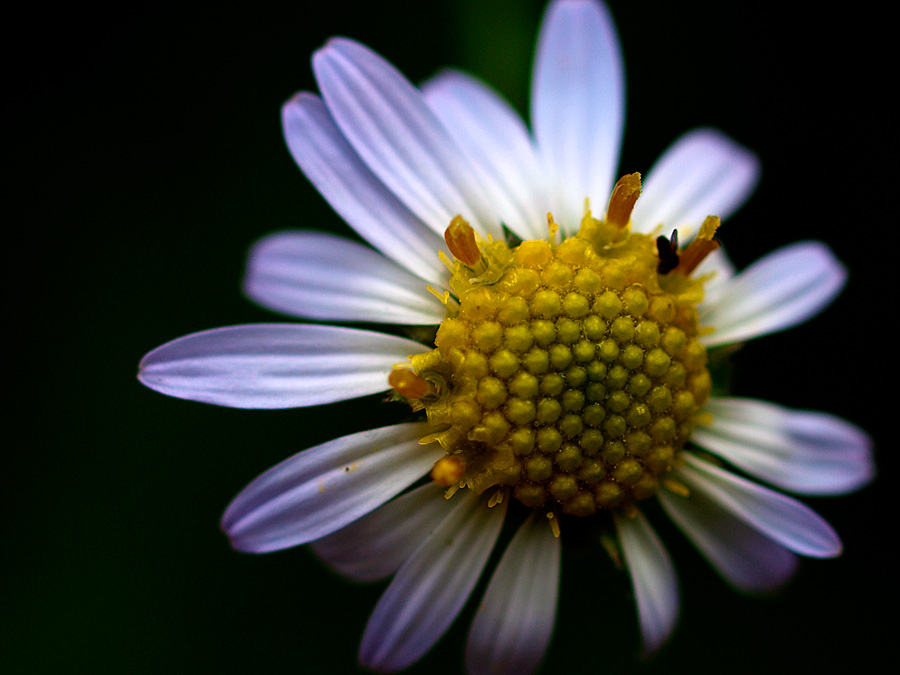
398, 177, 715, 516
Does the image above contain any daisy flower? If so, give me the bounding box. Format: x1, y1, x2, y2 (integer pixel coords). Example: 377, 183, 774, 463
137, 0, 874, 672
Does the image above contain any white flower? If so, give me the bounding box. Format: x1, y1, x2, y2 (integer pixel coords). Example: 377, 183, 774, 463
137, 0, 874, 673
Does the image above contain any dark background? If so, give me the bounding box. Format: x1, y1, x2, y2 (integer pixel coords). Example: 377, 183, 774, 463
5, 1, 890, 673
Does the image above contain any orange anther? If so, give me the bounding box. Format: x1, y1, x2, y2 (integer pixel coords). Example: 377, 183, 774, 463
431, 455, 466, 486
388, 369, 430, 400
444, 216, 481, 266
606, 173, 642, 228
674, 216, 721, 275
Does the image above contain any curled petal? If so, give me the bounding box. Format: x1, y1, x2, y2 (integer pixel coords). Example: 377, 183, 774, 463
221, 423, 442, 553
138, 324, 429, 409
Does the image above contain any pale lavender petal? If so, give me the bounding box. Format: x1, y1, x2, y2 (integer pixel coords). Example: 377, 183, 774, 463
244, 231, 447, 324
282, 92, 448, 286
310, 482, 450, 582
613, 509, 679, 656
675, 453, 842, 558
138, 324, 429, 409
532, 0, 625, 233
694, 397, 874, 495
631, 128, 760, 237
695, 246, 735, 304
658, 484, 799, 593
465, 512, 560, 675
422, 69, 549, 241
359, 490, 507, 672
700, 241, 847, 347
221, 423, 442, 553
313, 38, 501, 238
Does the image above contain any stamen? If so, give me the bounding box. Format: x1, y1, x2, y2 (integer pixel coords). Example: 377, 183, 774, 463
606, 173, 642, 228
431, 455, 466, 486
547, 213, 560, 243
487, 489, 504, 508
620, 503, 639, 519
663, 478, 691, 498
674, 216, 721, 275
426, 285, 455, 309
444, 216, 481, 266
388, 368, 429, 400
546, 512, 561, 538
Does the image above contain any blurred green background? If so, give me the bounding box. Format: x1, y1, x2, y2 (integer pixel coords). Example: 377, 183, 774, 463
6, 1, 890, 673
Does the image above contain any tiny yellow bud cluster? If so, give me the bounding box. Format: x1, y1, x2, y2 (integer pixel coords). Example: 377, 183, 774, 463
403, 207, 712, 516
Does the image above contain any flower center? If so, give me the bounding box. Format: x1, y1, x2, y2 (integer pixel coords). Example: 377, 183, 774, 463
396, 175, 715, 516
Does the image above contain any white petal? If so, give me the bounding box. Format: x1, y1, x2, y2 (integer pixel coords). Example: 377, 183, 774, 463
675, 453, 842, 558
532, 0, 625, 233
220, 423, 442, 553
282, 92, 448, 286
359, 490, 507, 672
422, 69, 549, 241
310, 482, 450, 582
700, 241, 847, 346
694, 397, 874, 495
465, 512, 560, 675
613, 509, 679, 656
244, 231, 447, 324
631, 128, 760, 237
313, 38, 501, 238
138, 324, 429, 409
695, 246, 735, 305
658, 485, 799, 593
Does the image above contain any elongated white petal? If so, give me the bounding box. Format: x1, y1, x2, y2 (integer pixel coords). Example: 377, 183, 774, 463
359, 490, 507, 672
244, 231, 446, 324
613, 509, 679, 656
465, 512, 560, 675
532, 0, 625, 233
631, 128, 760, 237
282, 92, 448, 286
311, 482, 450, 582
138, 324, 428, 409
313, 38, 501, 238
221, 423, 442, 553
658, 485, 799, 592
422, 69, 549, 241
674, 453, 842, 557
696, 398, 874, 495
700, 241, 847, 346
695, 246, 735, 305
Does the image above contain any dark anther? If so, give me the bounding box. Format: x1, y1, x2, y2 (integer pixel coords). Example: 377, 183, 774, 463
656, 230, 680, 274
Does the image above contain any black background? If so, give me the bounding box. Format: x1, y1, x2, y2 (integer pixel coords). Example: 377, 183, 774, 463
5, 1, 891, 673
